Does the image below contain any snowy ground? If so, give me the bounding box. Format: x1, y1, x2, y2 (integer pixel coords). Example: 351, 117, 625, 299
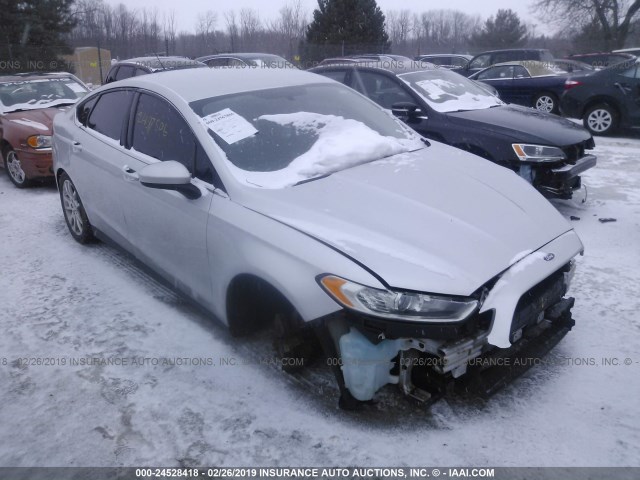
0, 135, 639, 468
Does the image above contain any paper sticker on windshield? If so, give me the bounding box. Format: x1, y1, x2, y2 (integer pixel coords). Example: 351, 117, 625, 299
66, 82, 87, 93
201, 108, 258, 144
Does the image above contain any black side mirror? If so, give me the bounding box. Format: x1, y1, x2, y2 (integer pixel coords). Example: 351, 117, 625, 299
391, 102, 422, 120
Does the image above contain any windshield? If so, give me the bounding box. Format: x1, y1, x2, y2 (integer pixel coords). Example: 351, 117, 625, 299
190, 83, 423, 188
0, 77, 88, 113
399, 69, 503, 113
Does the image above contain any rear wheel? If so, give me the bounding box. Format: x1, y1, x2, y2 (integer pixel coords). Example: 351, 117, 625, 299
584, 103, 618, 135
58, 172, 94, 244
534, 92, 558, 114
3, 147, 31, 188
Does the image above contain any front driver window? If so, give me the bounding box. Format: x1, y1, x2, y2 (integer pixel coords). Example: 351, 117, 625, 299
132, 94, 196, 172
132, 93, 216, 184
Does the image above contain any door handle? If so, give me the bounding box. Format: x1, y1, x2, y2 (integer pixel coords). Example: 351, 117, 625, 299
72, 141, 82, 152
122, 165, 139, 181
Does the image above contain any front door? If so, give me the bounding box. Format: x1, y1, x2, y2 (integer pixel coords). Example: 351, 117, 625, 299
118, 92, 214, 304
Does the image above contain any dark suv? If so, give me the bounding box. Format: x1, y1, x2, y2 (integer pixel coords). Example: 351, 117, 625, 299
456, 49, 554, 77
310, 61, 596, 199
104, 56, 206, 83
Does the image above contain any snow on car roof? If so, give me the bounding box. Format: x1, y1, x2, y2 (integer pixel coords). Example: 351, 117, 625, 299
105, 67, 335, 102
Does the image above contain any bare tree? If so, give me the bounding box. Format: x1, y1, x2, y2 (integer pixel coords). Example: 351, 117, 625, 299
164, 10, 177, 55
267, 0, 307, 58
239, 8, 261, 51
535, 0, 640, 50
196, 10, 217, 54
224, 10, 239, 52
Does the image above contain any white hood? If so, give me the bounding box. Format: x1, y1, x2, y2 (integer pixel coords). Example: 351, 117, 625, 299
240, 142, 573, 296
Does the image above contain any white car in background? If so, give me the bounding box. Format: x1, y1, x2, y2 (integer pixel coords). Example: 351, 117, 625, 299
52, 68, 583, 409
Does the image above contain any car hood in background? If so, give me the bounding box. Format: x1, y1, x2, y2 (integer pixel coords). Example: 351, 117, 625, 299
447, 104, 592, 146
238, 143, 573, 296
1, 108, 61, 136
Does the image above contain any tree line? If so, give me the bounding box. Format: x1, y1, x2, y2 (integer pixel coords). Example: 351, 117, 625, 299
2, 0, 640, 74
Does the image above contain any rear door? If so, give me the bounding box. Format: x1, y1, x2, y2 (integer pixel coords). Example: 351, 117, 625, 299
69, 89, 135, 248
475, 66, 516, 102
510, 65, 534, 104
612, 62, 640, 124
118, 91, 214, 303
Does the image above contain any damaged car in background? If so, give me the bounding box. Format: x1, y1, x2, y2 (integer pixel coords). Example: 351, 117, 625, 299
0, 72, 88, 187
53, 68, 583, 409
310, 61, 597, 200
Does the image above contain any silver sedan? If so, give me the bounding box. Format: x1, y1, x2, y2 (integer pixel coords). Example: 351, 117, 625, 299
52, 68, 583, 408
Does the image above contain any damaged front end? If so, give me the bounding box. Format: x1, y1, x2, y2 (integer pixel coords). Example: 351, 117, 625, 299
316, 232, 582, 409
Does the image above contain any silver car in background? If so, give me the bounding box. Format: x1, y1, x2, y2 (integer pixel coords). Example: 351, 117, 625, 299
52, 68, 583, 408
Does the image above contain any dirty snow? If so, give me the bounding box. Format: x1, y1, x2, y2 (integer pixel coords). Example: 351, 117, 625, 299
225, 112, 422, 188
0, 135, 639, 467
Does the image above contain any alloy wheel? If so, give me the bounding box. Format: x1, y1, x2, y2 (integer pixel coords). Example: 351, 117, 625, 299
6, 151, 26, 184
535, 95, 555, 113
62, 179, 84, 236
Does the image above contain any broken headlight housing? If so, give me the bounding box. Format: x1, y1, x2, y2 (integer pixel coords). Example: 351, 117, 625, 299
319, 275, 479, 322
512, 144, 565, 163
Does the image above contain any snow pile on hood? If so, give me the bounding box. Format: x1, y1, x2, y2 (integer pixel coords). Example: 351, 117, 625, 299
411, 78, 500, 113
226, 112, 422, 188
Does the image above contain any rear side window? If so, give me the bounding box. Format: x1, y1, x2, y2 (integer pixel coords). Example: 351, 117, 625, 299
318, 70, 348, 84
206, 58, 230, 68
87, 90, 134, 141
477, 66, 514, 80
132, 93, 195, 171
105, 67, 118, 83
115, 65, 135, 81
469, 54, 491, 69
77, 96, 98, 125
513, 66, 529, 78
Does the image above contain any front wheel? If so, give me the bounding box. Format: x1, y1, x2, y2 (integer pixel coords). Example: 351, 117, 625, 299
534, 92, 558, 114
3, 147, 31, 188
584, 103, 618, 135
58, 172, 94, 244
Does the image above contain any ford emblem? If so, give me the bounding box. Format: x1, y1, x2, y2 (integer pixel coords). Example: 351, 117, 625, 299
544, 253, 555, 261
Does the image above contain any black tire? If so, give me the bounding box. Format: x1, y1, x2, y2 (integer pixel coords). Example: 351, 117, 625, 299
533, 92, 558, 114
583, 103, 618, 135
58, 172, 94, 244
3, 146, 32, 188
273, 311, 320, 373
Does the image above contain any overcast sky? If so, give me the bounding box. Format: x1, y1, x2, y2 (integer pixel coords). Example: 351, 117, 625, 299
110, 0, 547, 35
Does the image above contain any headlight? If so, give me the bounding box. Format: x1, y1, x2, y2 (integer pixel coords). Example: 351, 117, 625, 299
319, 275, 479, 323
27, 135, 52, 149
512, 144, 565, 163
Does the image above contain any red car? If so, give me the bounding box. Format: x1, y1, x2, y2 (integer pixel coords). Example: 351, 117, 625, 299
0, 72, 88, 187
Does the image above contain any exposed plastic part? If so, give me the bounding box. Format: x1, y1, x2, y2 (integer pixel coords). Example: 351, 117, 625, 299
339, 327, 404, 401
